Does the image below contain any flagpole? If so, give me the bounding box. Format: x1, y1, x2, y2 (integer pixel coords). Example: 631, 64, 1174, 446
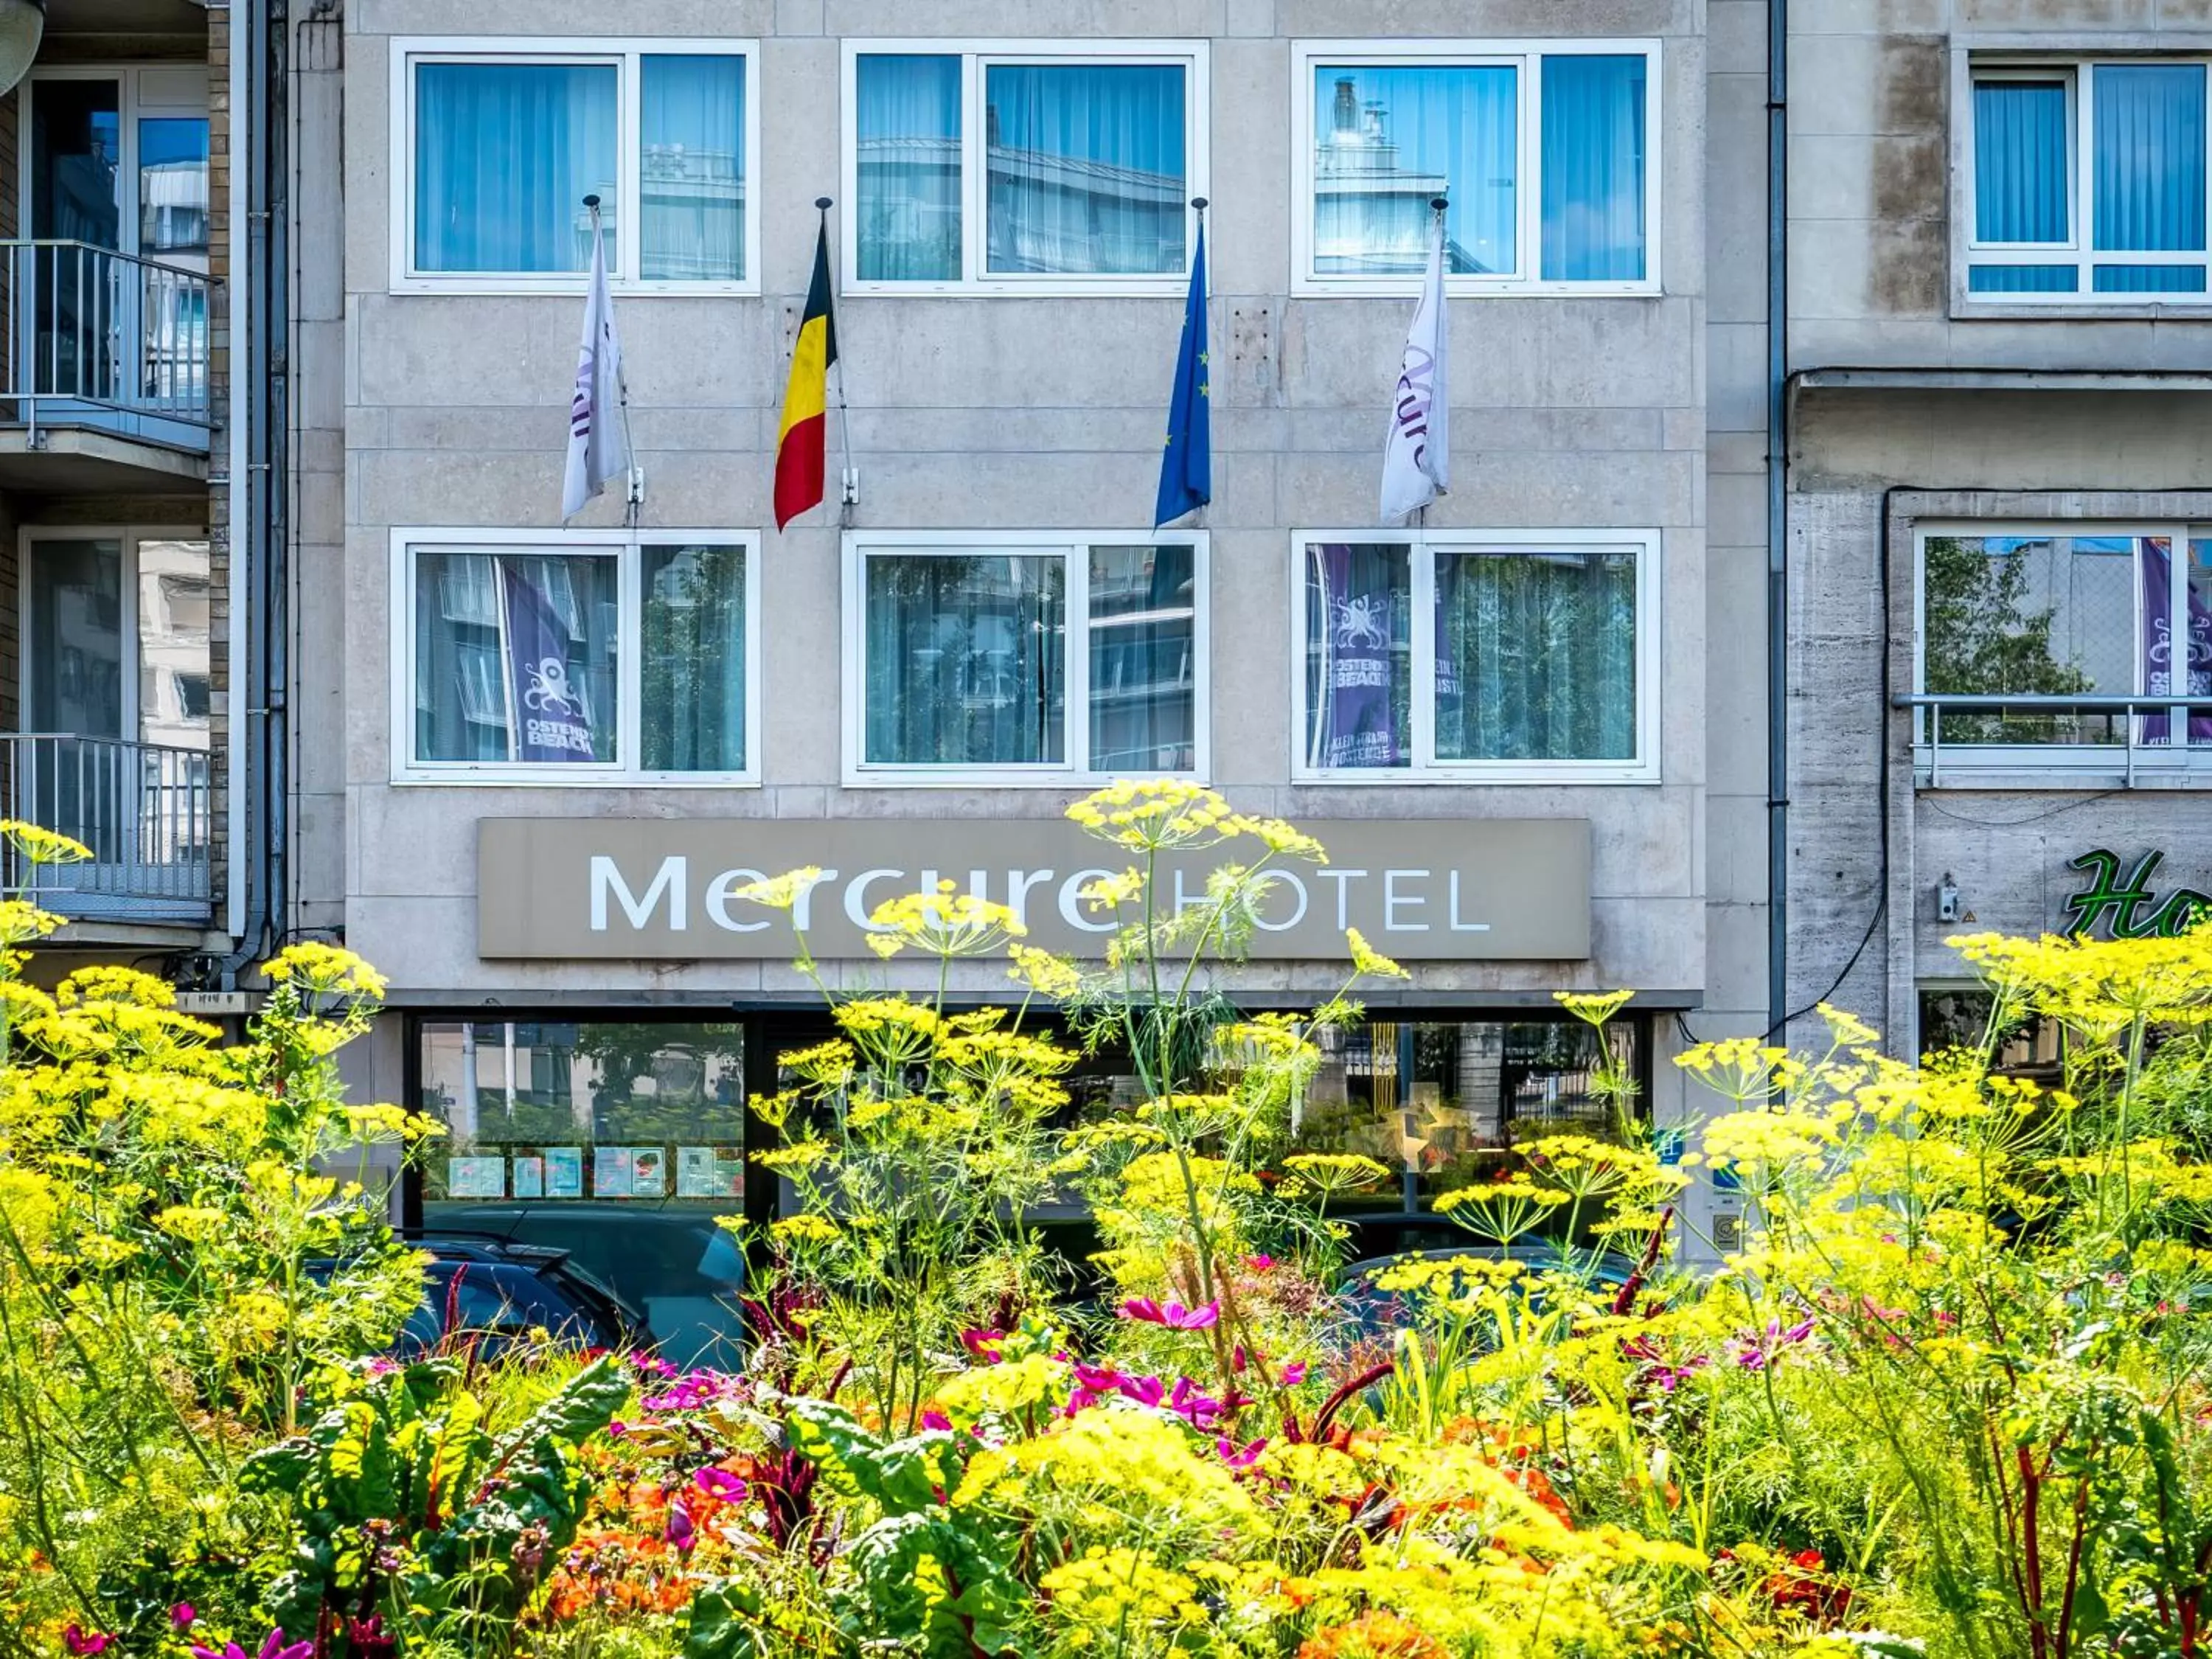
584, 194, 643, 528
1190, 195, 1208, 530
1414, 194, 1447, 532
817, 195, 857, 523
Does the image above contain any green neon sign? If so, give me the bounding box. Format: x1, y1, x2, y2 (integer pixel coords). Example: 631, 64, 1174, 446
2062, 849, 2212, 939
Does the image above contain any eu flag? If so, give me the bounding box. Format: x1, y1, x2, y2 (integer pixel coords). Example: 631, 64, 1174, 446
1154, 221, 1211, 529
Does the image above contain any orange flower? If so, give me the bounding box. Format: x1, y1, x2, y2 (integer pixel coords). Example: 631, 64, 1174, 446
1298, 1610, 1447, 1658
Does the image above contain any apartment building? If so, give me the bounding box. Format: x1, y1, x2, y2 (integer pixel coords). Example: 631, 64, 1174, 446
1785, 4, 2212, 1064
0, 0, 266, 977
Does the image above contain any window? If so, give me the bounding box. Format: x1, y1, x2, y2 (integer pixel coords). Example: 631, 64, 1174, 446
1966, 60, 2212, 299
842, 41, 1208, 293
1293, 40, 1658, 294
1914, 525, 2212, 774
1293, 531, 1657, 782
394, 530, 757, 782
394, 38, 757, 291
846, 532, 1205, 782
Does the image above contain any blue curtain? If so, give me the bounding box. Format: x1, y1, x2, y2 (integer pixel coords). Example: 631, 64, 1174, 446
1974, 78, 2069, 242
1969, 264, 2079, 292
856, 55, 962, 279
640, 56, 744, 281
1312, 64, 1515, 276
416, 63, 616, 273
986, 64, 1186, 275
2094, 63, 2205, 254
1540, 55, 1646, 282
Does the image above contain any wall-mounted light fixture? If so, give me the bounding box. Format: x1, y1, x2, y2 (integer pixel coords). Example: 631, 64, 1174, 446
1935, 873, 1961, 924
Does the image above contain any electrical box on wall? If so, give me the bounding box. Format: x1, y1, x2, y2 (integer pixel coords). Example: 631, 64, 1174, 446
176, 991, 261, 1017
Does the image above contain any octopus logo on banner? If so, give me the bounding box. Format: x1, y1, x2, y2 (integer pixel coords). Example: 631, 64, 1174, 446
501, 563, 597, 762
2140, 536, 2212, 745
1313, 543, 1402, 768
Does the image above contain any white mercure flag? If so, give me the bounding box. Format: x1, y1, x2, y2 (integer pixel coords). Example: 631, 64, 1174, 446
561, 221, 626, 521
1380, 212, 1450, 526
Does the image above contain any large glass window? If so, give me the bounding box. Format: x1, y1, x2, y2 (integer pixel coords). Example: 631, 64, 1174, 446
846, 46, 1204, 291
1916, 527, 2212, 762
852, 535, 1203, 779
1968, 60, 2212, 298
402, 42, 754, 287
1298, 534, 1652, 779
401, 535, 756, 780
1298, 44, 1655, 292
417, 1019, 749, 1366
1292, 1016, 1647, 1202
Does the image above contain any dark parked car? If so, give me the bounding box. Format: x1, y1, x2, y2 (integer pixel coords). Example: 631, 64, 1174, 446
318, 1234, 653, 1360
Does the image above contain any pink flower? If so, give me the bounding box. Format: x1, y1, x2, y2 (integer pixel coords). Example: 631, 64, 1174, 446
1731, 1315, 1818, 1371
920, 1410, 953, 1431
1119, 1297, 1220, 1330
1217, 1436, 1267, 1469
1116, 1373, 1166, 1408
664, 1500, 696, 1552
194, 1633, 313, 1659
693, 1467, 747, 1501
63, 1630, 111, 1657
959, 1328, 1006, 1363
170, 1606, 198, 1631
1168, 1377, 1224, 1430
1244, 1254, 1276, 1271
1279, 1361, 1308, 1388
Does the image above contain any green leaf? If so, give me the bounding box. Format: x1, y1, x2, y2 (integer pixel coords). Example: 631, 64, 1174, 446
686, 1581, 767, 1659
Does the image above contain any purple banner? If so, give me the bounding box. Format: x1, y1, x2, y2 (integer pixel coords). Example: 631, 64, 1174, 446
1311, 543, 1403, 768
2139, 538, 2212, 745
501, 562, 599, 763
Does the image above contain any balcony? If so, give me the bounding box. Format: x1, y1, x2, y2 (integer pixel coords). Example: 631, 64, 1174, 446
1902, 694, 2212, 788
0, 240, 217, 493
1, 734, 213, 928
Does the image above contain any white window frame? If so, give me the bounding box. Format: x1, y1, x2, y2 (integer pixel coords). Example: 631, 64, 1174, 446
842, 528, 1210, 787
1290, 38, 1663, 298
838, 39, 1211, 297
1288, 527, 1660, 785
389, 526, 762, 786
1961, 57, 2212, 303
1912, 520, 2212, 782
389, 36, 762, 296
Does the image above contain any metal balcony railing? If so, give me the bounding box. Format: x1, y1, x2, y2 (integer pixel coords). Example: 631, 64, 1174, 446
1, 734, 213, 924
1896, 693, 2212, 787
0, 240, 217, 449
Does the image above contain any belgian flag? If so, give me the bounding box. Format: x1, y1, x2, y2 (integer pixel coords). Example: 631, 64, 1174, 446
774, 224, 838, 530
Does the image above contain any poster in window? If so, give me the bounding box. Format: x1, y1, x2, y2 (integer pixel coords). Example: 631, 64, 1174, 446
677, 1144, 743, 1199
447, 1155, 506, 1199
543, 1146, 583, 1199
631, 1147, 667, 1197
595, 1146, 667, 1199
512, 1155, 544, 1200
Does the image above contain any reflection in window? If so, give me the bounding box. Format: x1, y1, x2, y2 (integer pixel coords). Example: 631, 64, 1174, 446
863, 553, 1067, 766
413, 551, 618, 765
1088, 545, 1195, 773
856, 54, 962, 280
417, 1020, 749, 1367
139, 117, 209, 254
1918, 989, 2063, 1079
1435, 547, 1636, 761
1292, 1018, 1645, 1199
985, 63, 1187, 276
640, 55, 745, 280
641, 543, 747, 771
1313, 64, 1516, 276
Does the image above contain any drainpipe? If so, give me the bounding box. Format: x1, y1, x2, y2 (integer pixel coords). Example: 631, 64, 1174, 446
1765, 0, 1790, 1037
220, 0, 288, 987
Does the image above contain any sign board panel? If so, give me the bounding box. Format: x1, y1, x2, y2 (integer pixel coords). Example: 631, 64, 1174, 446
476, 818, 1592, 962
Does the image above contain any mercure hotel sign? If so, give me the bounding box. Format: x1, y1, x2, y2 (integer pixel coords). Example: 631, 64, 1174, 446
476, 818, 1591, 961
